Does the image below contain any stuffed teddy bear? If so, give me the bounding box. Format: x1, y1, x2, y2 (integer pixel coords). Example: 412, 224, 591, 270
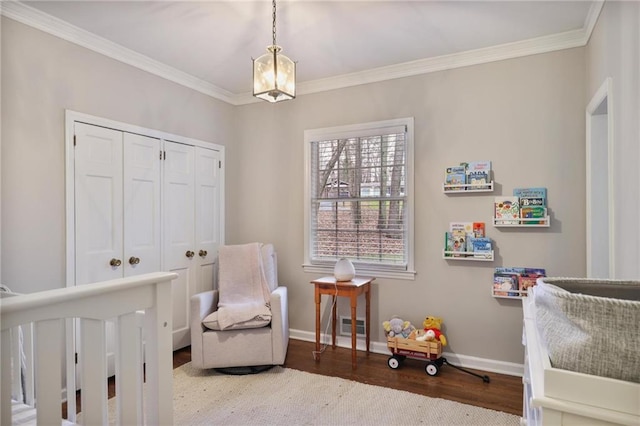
383, 316, 415, 338
422, 315, 447, 346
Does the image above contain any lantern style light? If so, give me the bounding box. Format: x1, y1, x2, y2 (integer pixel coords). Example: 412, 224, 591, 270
253, 0, 296, 102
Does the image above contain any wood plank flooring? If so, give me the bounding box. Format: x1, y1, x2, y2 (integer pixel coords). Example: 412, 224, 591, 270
70, 338, 523, 418
175, 338, 523, 417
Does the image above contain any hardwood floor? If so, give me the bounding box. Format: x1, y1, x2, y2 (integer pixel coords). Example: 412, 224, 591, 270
71, 338, 523, 418
175, 338, 523, 417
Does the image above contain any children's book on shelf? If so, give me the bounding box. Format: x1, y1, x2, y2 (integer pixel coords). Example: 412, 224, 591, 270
465, 161, 492, 189
444, 231, 454, 257
450, 222, 473, 253
472, 222, 485, 238
444, 166, 467, 190
494, 196, 519, 224
519, 197, 545, 207
444, 232, 454, 256
513, 187, 547, 204
449, 222, 473, 234
495, 267, 526, 275
493, 267, 546, 297
520, 206, 547, 224
493, 274, 518, 297
494, 267, 524, 297
518, 268, 546, 296
451, 230, 467, 257
471, 237, 492, 259
444, 231, 468, 257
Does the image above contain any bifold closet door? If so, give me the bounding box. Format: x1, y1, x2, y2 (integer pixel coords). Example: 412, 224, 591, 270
194, 146, 221, 295
75, 123, 161, 285
74, 123, 124, 286
163, 142, 221, 349
74, 122, 161, 378
123, 133, 162, 275
163, 141, 196, 349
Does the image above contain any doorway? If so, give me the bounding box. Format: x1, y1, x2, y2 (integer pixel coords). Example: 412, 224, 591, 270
586, 78, 614, 278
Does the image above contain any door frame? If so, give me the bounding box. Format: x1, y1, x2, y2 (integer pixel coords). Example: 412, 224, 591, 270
585, 78, 614, 278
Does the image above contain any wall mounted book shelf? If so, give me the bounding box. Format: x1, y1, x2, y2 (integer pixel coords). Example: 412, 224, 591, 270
442, 181, 494, 193
442, 250, 494, 261
492, 216, 550, 227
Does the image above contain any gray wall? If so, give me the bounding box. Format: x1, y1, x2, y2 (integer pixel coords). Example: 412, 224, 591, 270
586, 1, 640, 280
1, 17, 235, 293
231, 48, 586, 364
7, 8, 629, 366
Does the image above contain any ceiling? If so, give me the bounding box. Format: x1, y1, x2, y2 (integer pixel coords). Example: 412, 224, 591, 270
10, 1, 599, 104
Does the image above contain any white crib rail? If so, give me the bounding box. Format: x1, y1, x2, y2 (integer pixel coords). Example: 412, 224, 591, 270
0, 271, 177, 426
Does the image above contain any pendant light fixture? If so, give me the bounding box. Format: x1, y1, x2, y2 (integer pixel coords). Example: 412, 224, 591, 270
252, 0, 296, 102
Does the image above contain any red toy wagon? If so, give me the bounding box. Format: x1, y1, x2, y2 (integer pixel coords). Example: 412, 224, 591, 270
386, 336, 490, 382
386, 336, 444, 375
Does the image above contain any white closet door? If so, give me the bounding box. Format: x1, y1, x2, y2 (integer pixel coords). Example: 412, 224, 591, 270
123, 133, 161, 276
195, 146, 221, 294
74, 123, 124, 285
163, 141, 196, 349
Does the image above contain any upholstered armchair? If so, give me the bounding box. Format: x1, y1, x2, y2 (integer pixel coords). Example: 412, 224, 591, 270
190, 243, 289, 369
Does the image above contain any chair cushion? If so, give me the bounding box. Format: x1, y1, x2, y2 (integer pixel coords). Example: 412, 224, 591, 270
202, 310, 270, 331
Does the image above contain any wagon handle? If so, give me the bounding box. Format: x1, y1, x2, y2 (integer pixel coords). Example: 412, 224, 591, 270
442, 357, 490, 383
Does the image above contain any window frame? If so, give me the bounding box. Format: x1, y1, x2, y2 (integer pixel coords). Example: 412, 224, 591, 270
303, 117, 416, 280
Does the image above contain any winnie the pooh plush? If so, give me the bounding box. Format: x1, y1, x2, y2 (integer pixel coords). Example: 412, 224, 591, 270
423, 316, 447, 346
382, 316, 415, 338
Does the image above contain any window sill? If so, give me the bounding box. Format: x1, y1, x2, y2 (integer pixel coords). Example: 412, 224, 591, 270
302, 264, 417, 281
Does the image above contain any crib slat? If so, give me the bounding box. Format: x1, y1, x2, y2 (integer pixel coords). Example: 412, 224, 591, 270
1, 329, 13, 426
64, 318, 77, 423
35, 319, 63, 425
80, 318, 108, 425
10, 326, 23, 403
144, 279, 173, 425
115, 311, 143, 425
21, 323, 35, 407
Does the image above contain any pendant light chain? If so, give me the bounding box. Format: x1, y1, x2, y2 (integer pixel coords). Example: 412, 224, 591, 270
272, 0, 277, 47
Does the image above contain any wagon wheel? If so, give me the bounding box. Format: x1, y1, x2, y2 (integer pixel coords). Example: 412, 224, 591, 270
425, 361, 439, 376
387, 356, 402, 369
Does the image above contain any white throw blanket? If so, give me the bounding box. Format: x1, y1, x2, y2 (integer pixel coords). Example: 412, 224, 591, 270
216, 243, 272, 330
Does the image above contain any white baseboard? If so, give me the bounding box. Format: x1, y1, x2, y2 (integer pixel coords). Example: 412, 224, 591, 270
289, 328, 524, 377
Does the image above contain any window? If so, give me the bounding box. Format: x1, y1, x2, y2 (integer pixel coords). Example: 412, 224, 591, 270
304, 118, 415, 280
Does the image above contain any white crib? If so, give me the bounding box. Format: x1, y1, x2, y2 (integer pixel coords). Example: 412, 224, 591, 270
1, 271, 177, 425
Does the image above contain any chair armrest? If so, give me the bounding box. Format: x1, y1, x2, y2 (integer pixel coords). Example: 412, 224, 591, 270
190, 290, 219, 369
190, 290, 219, 331
270, 286, 289, 364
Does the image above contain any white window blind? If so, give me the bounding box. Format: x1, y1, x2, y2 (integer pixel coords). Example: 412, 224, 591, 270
308, 125, 409, 269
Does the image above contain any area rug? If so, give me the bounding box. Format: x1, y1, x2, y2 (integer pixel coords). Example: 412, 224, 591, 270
166, 362, 519, 425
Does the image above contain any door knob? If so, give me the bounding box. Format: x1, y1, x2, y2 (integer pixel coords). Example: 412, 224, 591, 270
109, 258, 122, 267
185, 250, 195, 258
199, 250, 208, 258
129, 257, 140, 265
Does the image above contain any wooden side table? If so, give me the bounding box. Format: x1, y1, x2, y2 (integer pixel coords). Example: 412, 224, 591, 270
310, 276, 375, 369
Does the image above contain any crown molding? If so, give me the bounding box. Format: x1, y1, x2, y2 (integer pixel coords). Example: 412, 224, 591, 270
234, 2, 603, 106
2, 0, 603, 107
1, 1, 235, 104
583, 1, 605, 45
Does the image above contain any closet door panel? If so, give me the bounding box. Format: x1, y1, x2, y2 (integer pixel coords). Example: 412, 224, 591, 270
123, 133, 162, 277
163, 141, 195, 349
195, 147, 221, 294
74, 123, 123, 285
